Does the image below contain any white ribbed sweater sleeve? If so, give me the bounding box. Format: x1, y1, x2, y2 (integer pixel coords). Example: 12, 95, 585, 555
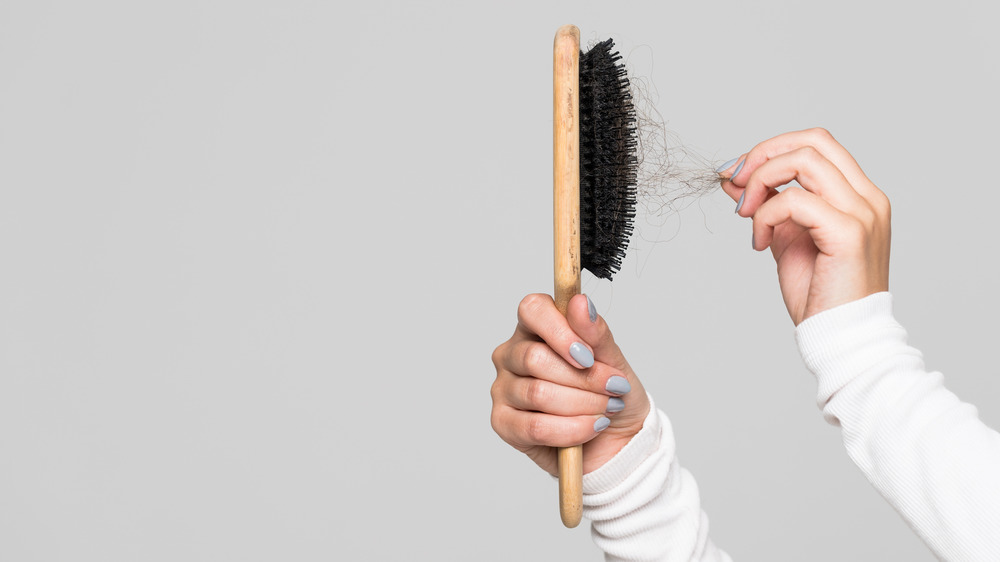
581, 292, 1000, 561
582, 394, 732, 562
795, 292, 1000, 560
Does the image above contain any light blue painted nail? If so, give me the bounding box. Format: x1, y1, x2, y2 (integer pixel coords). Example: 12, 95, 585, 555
716, 157, 739, 173
594, 417, 611, 432
605, 376, 631, 395
730, 158, 746, 181
607, 397, 625, 413
735, 191, 745, 214
569, 342, 594, 368
586, 294, 597, 323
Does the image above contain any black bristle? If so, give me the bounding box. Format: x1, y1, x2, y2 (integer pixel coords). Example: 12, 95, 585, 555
579, 39, 638, 280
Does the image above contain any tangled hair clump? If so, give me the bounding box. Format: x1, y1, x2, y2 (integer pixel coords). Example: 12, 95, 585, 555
627, 71, 722, 220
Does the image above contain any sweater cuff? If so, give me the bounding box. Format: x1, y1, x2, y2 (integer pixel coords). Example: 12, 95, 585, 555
582, 392, 661, 495
794, 292, 909, 409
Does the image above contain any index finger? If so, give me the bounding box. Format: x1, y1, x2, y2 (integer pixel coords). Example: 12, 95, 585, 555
515, 293, 595, 370
737, 146, 870, 219
725, 128, 883, 204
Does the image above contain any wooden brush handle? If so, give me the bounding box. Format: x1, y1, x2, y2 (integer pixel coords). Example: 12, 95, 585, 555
553, 24, 582, 529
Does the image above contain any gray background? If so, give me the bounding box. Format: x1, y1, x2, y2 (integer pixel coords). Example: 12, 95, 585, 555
1, 0, 997, 560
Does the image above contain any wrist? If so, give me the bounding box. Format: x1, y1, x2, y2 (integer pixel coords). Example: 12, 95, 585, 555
795, 291, 905, 408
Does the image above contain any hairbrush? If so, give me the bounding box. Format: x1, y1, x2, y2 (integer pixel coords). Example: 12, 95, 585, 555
552, 25, 638, 528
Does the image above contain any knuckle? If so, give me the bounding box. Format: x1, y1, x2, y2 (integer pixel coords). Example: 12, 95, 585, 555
524, 379, 549, 407
781, 186, 805, 204
490, 408, 501, 433
526, 416, 549, 443
490, 343, 505, 369
491, 411, 513, 444
523, 343, 549, 373
873, 191, 891, 219
764, 188, 804, 222
517, 293, 547, 322
807, 127, 834, 143
796, 145, 822, 164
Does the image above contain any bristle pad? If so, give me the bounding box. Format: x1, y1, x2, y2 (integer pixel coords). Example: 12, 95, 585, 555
579, 39, 638, 280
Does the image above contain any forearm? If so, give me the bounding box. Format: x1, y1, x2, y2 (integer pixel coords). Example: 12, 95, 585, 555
583, 394, 731, 562
796, 292, 1000, 560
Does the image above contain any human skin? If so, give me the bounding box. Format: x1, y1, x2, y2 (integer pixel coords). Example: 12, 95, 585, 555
726, 127, 891, 326
490, 127, 892, 472
490, 292, 650, 475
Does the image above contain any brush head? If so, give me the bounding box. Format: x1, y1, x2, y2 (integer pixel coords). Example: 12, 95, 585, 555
578, 39, 638, 281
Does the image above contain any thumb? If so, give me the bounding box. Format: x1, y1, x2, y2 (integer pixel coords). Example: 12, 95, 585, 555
566, 294, 628, 372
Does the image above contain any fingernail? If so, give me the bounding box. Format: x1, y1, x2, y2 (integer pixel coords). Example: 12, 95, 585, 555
586, 294, 597, 323
715, 157, 739, 173
730, 158, 746, 182
569, 342, 594, 368
751, 232, 756, 250
607, 397, 625, 413
594, 417, 611, 432
735, 190, 745, 214
605, 376, 631, 395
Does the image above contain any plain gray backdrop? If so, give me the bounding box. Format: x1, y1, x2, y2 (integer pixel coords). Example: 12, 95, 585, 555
1, 0, 998, 560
